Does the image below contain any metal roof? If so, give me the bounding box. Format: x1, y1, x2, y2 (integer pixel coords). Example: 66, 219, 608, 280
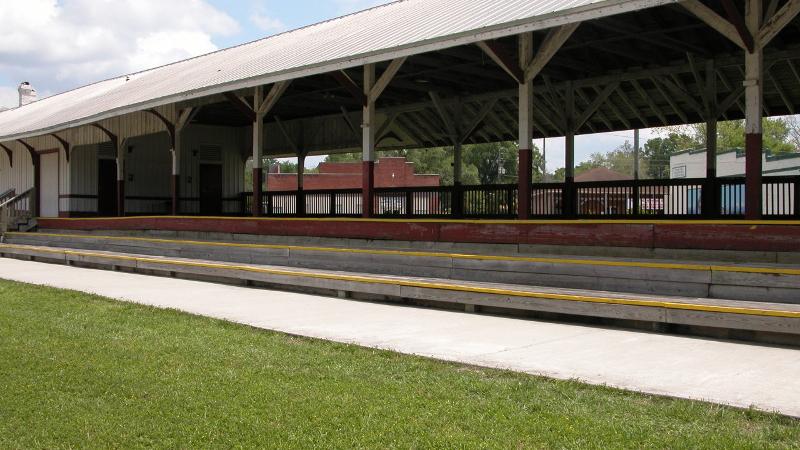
0, 0, 675, 142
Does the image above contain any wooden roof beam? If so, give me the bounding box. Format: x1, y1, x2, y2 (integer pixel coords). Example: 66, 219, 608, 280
223, 93, 257, 122
476, 40, 524, 83
49, 133, 71, 162
370, 57, 407, 100
429, 92, 460, 144
681, 0, 749, 51
461, 99, 498, 142
719, 0, 755, 52
575, 82, 619, 129
760, 0, 800, 47
330, 71, 367, 106
524, 22, 580, 82
615, 87, 650, 128
596, 87, 631, 130
768, 72, 795, 114
650, 77, 688, 123
0, 143, 13, 167
631, 79, 669, 126
657, 75, 705, 118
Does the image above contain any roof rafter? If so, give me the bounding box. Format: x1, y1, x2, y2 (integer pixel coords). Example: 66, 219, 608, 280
680, 0, 748, 50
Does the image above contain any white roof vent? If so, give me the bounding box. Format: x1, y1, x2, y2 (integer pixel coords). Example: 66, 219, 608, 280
18, 82, 38, 107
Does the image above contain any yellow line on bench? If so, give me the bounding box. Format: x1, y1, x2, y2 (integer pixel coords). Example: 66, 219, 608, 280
2, 243, 799, 320
11, 232, 800, 276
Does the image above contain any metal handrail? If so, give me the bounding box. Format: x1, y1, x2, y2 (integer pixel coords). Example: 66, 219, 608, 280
0, 187, 33, 210
0, 188, 15, 203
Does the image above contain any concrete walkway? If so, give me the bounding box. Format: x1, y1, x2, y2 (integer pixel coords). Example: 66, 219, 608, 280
1, 258, 798, 417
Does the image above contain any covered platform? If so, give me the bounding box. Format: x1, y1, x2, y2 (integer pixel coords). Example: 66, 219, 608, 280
1, 0, 800, 230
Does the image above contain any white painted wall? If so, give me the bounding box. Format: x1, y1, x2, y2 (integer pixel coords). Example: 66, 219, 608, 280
39, 152, 59, 217
0, 145, 34, 196
670, 150, 800, 178
68, 144, 99, 214
55, 125, 245, 216
125, 132, 171, 214
179, 125, 246, 215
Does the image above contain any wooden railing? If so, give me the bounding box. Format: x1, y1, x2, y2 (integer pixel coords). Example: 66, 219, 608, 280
0, 188, 15, 204
0, 188, 36, 232
234, 176, 799, 220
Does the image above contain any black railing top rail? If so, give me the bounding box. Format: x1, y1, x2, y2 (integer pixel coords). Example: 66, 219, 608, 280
0, 188, 15, 202
374, 185, 452, 193
263, 188, 363, 195
760, 175, 800, 183
573, 178, 706, 189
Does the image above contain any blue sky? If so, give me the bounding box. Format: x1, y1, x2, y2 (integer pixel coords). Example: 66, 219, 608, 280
0, 0, 654, 171
205, 0, 390, 48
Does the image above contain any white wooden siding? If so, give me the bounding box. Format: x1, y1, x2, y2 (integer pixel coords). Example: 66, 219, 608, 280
40, 152, 59, 217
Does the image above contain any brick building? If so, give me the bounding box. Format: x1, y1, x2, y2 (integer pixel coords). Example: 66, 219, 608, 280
266, 157, 441, 215
267, 157, 440, 191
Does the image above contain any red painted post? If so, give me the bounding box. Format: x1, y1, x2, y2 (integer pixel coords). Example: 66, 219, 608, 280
252, 168, 263, 216
362, 160, 374, 218
518, 148, 532, 219
116, 180, 125, 217
745, 133, 762, 219
171, 174, 179, 215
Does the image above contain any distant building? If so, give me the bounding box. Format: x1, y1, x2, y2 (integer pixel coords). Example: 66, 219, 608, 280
532, 167, 665, 216
267, 156, 440, 190
670, 148, 800, 178
266, 157, 441, 215
669, 148, 799, 215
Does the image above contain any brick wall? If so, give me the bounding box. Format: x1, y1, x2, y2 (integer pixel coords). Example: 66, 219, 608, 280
267, 157, 440, 191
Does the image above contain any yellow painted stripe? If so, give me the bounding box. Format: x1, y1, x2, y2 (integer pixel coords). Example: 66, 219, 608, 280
11, 232, 800, 276
36, 215, 800, 226
2, 243, 799, 320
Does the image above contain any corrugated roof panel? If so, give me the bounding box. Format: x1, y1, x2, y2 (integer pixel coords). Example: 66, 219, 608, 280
0, 0, 674, 141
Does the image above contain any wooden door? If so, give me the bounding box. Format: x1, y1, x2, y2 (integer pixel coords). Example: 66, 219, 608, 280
97, 159, 117, 216
199, 164, 223, 216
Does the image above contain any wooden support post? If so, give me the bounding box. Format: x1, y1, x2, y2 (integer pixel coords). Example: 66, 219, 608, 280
633, 129, 640, 216
564, 83, 577, 217
517, 33, 534, 220
703, 58, 720, 219
297, 152, 306, 216
362, 64, 376, 218
744, 0, 763, 220
453, 141, 463, 218
705, 117, 719, 217
116, 138, 125, 217
253, 87, 265, 217
172, 107, 196, 216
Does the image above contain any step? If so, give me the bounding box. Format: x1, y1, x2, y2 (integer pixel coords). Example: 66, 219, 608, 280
6, 231, 800, 304
1, 242, 798, 346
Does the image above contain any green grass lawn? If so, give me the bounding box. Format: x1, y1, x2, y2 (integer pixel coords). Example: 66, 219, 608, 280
0, 280, 798, 449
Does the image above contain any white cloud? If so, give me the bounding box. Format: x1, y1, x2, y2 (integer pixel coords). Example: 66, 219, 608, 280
0, 0, 239, 108
251, 5, 286, 33
0, 87, 18, 110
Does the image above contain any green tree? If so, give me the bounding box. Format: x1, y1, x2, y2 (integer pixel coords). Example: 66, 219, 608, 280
677, 118, 797, 155
462, 142, 520, 185
574, 141, 638, 177
642, 134, 685, 179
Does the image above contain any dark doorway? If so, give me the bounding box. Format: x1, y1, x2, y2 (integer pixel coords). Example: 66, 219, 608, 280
199, 164, 223, 216
98, 159, 117, 216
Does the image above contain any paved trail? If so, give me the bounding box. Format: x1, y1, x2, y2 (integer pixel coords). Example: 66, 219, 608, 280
1, 258, 798, 417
